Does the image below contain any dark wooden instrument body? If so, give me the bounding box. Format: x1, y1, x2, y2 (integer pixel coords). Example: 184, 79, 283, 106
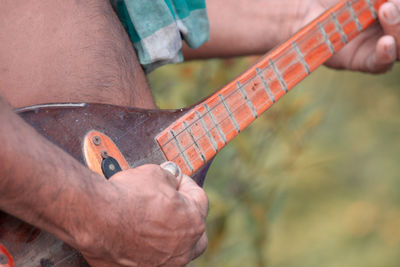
0, 103, 211, 266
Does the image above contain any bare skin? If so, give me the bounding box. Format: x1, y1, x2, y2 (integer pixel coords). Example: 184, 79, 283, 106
184, 0, 400, 73
0, 1, 207, 266
0, 0, 154, 108
0, 0, 399, 266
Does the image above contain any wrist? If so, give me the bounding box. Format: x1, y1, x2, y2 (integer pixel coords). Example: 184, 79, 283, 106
69, 174, 111, 248
70, 174, 121, 256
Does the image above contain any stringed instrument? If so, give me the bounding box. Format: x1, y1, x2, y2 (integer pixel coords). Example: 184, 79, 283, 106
0, 0, 387, 265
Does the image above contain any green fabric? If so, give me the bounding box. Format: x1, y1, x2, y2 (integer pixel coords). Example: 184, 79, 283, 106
111, 0, 209, 72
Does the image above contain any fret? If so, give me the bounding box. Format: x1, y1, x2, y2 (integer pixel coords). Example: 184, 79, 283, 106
155, 0, 384, 177
346, 0, 363, 31
195, 111, 218, 152
331, 12, 348, 43
365, 0, 377, 18
318, 22, 335, 54
219, 94, 241, 133
204, 103, 227, 144
269, 58, 288, 93
237, 81, 258, 118
256, 68, 276, 102
292, 41, 311, 75
170, 129, 193, 173
183, 121, 206, 163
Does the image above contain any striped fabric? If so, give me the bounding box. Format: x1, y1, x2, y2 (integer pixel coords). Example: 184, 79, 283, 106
111, 0, 210, 72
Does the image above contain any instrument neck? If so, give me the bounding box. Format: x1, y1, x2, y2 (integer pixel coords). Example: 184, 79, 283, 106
156, 0, 386, 176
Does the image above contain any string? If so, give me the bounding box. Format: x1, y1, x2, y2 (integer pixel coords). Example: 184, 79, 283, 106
149, 0, 377, 163
160, 0, 374, 152
165, 0, 376, 163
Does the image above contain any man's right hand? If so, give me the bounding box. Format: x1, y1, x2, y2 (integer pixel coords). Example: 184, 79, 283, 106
78, 164, 208, 267
0, 95, 208, 266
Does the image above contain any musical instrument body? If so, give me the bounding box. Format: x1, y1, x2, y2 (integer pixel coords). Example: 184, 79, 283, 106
0, 0, 387, 265
0, 104, 213, 266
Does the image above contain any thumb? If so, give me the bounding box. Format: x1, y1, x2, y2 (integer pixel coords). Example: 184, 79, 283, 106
160, 161, 183, 189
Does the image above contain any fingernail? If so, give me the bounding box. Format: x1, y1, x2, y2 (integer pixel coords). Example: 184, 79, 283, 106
161, 161, 181, 177
386, 43, 396, 59
160, 161, 183, 189
383, 3, 400, 24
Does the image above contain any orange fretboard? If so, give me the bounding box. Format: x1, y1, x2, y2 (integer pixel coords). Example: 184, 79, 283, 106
156, 0, 386, 176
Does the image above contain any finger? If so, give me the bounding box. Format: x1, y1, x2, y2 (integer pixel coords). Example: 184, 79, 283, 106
191, 232, 208, 260
366, 35, 396, 73
379, 0, 400, 58
160, 161, 183, 189
156, 165, 180, 189
178, 174, 209, 218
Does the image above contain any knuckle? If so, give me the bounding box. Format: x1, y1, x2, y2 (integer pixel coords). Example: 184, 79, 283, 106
193, 187, 208, 207
184, 206, 206, 235
197, 220, 206, 234
191, 234, 208, 260
198, 223, 206, 236
195, 189, 209, 216
197, 187, 208, 202
140, 164, 168, 180
175, 255, 191, 267
199, 234, 209, 252
192, 214, 206, 234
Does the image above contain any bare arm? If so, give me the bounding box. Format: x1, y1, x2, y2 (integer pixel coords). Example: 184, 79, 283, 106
0, 96, 107, 248
0, 0, 208, 264
184, 0, 400, 74
0, 94, 208, 266
183, 0, 307, 59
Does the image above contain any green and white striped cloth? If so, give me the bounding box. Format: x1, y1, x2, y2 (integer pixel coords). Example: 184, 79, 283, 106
111, 0, 210, 72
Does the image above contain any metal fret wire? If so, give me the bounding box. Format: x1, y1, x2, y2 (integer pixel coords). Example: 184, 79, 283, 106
161, 0, 376, 163
165, 0, 373, 161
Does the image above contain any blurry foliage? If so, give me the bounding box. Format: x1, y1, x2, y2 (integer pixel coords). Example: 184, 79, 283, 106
148, 58, 400, 267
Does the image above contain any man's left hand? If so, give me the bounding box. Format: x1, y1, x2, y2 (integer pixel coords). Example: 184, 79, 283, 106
318, 0, 400, 73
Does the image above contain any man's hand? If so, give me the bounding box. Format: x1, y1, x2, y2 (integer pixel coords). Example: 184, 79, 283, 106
79, 164, 208, 267
308, 0, 400, 73
188, 0, 399, 75
0, 95, 208, 266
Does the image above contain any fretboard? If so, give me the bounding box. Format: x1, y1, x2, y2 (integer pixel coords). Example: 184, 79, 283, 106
156, 0, 386, 176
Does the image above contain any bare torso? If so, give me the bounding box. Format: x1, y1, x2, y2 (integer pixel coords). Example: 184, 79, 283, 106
0, 0, 155, 109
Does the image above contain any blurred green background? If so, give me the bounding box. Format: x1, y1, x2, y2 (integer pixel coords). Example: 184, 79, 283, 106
148, 57, 400, 267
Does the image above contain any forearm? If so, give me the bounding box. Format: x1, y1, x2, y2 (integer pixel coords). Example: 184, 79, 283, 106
183, 0, 321, 59
0, 96, 110, 249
